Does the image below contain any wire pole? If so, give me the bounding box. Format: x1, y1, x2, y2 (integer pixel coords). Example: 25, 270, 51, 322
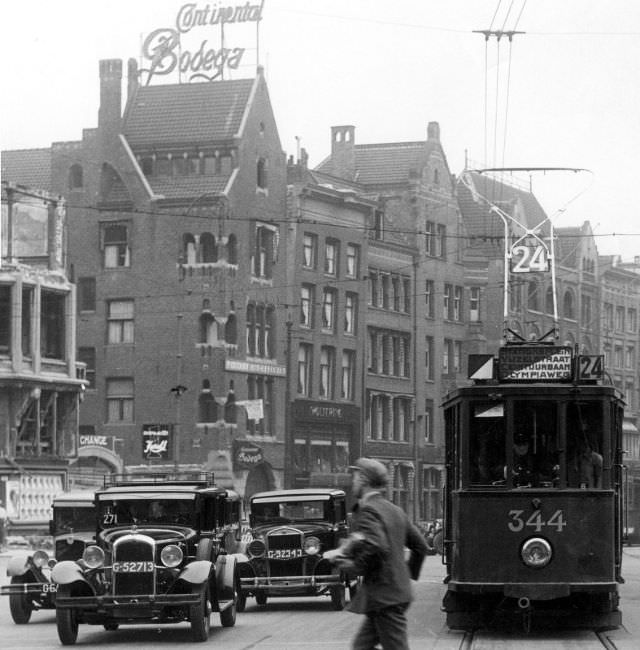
284, 319, 293, 488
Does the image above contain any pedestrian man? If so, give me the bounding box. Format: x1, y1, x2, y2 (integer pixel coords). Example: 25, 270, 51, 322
325, 457, 428, 650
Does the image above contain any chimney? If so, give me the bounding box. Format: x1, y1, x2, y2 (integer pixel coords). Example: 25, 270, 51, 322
330, 125, 355, 180
127, 58, 139, 105
99, 59, 123, 132
427, 121, 440, 142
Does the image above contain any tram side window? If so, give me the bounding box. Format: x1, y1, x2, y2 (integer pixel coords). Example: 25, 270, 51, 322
566, 402, 604, 489
512, 401, 559, 488
470, 403, 506, 486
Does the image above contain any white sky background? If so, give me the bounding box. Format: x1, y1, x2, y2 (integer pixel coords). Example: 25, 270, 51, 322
1, 0, 639, 261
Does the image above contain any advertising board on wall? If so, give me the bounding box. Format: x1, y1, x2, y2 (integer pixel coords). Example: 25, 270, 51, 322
142, 424, 172, 460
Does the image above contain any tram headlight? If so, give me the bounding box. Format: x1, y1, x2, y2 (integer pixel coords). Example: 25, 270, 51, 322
520, 537, 552, 568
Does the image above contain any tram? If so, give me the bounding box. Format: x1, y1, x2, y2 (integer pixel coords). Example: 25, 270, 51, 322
441, 169, 625, 629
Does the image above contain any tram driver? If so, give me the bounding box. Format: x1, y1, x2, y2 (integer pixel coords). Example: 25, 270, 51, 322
512, 434, 534, 487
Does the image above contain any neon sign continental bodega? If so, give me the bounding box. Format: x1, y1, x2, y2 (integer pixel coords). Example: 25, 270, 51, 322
142, 1, 265, 83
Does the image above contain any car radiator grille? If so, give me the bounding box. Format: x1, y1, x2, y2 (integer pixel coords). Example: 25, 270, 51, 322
112, 537, 155, 596
266, 533, 302, 550
56, 539, 85, 562
268, 558, 307, 578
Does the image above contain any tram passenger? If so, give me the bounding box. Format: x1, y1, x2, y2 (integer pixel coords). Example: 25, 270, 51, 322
568, 440, 603, 488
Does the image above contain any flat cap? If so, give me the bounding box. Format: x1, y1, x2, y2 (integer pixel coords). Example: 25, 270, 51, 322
349, 457, 388, 488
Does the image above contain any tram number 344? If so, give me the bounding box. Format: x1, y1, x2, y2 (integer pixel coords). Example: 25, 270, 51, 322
508, 509, 567, 532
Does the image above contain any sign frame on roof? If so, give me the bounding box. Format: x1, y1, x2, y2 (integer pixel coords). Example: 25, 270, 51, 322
498, 345, 573, 382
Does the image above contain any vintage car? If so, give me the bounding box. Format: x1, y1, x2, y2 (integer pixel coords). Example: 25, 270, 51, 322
51, 472, 243, 645
237, 488, 355, 610
1, 489, 96, 624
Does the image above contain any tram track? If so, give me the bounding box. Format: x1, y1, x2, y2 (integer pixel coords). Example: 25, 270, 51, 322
460, 628, 630, 649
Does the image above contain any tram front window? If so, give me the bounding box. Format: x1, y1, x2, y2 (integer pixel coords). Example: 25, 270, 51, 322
512, 401, 559, 487
567, 402, 604, 488
470, 403, 506, 486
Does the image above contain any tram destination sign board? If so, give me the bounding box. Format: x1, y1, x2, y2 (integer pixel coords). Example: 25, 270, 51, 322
498, 345, 573, 382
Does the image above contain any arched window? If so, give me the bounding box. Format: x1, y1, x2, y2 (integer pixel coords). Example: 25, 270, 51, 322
225, 313, 237, 344
246, 304, 256, 356
199, 313, 216, 344
545, 287, 554, 314
227, 234, 238, 264
257, 157, 268, 189
68, 164, 83, 190
200, 232, 217, 263
198, 391, 218, 422
563, 290, 575, 319
183, 234, 196, 264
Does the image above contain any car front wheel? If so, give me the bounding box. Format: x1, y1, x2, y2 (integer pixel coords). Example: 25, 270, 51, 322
236, 589, 247, 613
56, 607, 79, 645
220, 582, 238, 627
190, 588, 211, 642
9, 578, 33, 624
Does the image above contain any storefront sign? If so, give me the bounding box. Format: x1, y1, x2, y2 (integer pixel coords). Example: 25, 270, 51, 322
141, 1, 265, 84
79, 434, 113, 449
498, 346, 573, 381
233, 439, 264, 470
225, 359, 286, 376
142, 424, 172, 460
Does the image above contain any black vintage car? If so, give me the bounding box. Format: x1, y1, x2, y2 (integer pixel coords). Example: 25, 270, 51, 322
1, 490, 96, 624
237, 488, 355, 610
51, 472, 243, 644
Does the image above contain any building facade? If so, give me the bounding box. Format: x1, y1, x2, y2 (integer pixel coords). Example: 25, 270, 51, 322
1, 182, 87, 531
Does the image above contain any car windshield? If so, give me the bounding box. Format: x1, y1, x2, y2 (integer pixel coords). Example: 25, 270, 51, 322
97, 498, 196, 528
53, 506, 96, 534
252, 499, 328, 524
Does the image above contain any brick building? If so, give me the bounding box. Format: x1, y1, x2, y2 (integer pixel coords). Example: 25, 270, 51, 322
315, 122, 463, 522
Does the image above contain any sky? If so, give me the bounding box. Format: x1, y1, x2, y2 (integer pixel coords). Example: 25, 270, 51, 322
1, 0, 639, 262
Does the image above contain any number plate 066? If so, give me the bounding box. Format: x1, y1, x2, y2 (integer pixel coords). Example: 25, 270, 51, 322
113, 561, 154, 572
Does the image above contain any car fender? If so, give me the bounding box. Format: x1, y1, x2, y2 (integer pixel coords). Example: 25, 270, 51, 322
51, 560, 89, 586
6, 554, 33, 578
215, 554, 237, 601
178, 560, 212, 585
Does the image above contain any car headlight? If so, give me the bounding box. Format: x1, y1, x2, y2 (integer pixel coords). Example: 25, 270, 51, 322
521, 537, 552, 568
247, 539, 266, 558
161, 544, 183, 568
304, 536, 321, 555
83, 545, 105, 569
32, 550, 50, 568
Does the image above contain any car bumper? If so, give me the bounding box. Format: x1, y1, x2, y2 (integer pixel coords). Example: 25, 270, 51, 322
240, 573, 342, 592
